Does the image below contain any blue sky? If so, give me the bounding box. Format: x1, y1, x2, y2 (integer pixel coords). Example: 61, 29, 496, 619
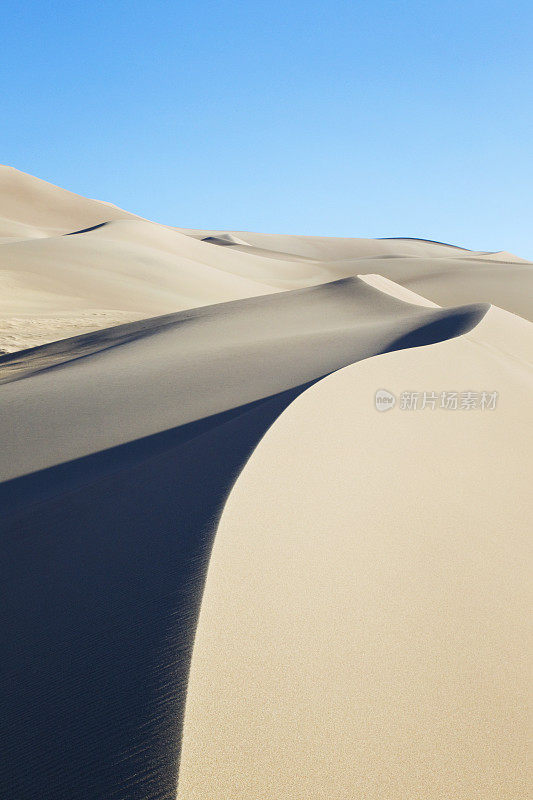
1, 0, 532, 257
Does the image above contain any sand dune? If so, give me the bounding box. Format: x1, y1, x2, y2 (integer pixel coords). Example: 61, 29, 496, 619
0, 277, 487, 479
0, 276, 489, 800
1, 167, 532, 352
178, 299, 532, 800
0, 167, 531, 800
0, 165, 141, 239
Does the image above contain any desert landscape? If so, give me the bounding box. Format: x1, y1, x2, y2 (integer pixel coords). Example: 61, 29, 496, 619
0, 167, 531, 799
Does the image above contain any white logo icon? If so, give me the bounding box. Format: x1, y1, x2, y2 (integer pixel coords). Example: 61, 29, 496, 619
375, 389, 396, 412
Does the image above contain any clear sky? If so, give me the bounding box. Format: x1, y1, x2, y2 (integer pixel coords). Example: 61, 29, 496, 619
1, 0, 532, 257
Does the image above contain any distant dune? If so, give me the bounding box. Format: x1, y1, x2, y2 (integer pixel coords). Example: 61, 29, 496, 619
1, 166, 531, 353
0, 168, 531, 800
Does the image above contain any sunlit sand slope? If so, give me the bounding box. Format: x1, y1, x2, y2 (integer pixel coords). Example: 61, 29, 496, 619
178, 300, 532, 800
0, 278, 488, 800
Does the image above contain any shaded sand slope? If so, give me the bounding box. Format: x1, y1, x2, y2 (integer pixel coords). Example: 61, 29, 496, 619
0, 278, 488, 480
178, 301, 533, 800
317, 254, 533, 322
0, 280, 487, 800
1, 167, 532, 354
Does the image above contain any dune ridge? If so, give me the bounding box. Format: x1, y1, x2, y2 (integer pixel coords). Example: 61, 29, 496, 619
178, 298, 532, 800
0, 275, 490, 800
0, 167, 531, 800
1, 167, 532, 353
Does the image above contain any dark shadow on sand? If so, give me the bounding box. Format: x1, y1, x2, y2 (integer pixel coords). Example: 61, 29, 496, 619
0, 294, 489, 800
64, 221, 109, 235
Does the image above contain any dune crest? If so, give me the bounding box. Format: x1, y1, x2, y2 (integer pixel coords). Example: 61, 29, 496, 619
0, 273, 494, 799
0, 167, 531, 800
178, 300, 532, 800
1, 167, 532, 352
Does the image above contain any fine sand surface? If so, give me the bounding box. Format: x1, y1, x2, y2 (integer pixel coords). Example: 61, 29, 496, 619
1, 166, 532, 352
0, 166, 531, 800
178, 298, 532, 800
0, 275, 489, 800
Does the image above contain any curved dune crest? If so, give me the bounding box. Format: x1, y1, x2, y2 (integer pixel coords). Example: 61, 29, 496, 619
0, 278, 488, 479
0, 166, 531, 800
0, 277, 491, 800
178, 304, 532, 800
